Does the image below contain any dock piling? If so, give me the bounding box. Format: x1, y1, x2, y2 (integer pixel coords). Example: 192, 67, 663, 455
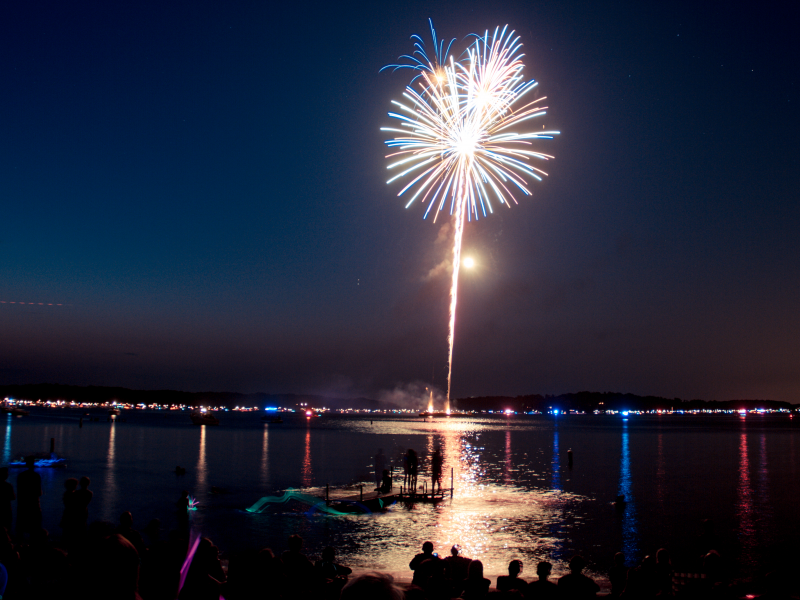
451, 467, 454, 498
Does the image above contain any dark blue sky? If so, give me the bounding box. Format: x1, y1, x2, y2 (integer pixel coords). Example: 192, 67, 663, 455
1, 0, 798, 401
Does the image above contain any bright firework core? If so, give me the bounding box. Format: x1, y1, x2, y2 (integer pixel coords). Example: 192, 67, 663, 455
463, 257, 475, 268
382, 21, 559, 411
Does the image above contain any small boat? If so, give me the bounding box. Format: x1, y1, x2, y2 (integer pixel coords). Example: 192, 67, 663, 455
0, 403, 29, 416
9, 454, 67, 468
262, 415, 283, 423
190, 411, 220, 426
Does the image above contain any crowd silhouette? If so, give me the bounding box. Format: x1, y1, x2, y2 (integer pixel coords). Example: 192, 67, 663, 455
0, 468, 795, 600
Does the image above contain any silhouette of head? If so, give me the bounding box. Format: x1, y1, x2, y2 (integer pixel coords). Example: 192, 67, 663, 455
288, 534, 303, 552
537, 561, 553, 579
64, 477, 78, 491
119, 511, 133, 528
341, 573, 404, 600
322, 546, 335, 562
450, 544, 461, 557
569, 556, 586, 574
468, 560, 484, 580
25, 456, 35, 469
0, 467, 7, 482
79, 476, 91, 489
422, 541, 434, 554
614, 552, 625, 567
508, 560, 522, 576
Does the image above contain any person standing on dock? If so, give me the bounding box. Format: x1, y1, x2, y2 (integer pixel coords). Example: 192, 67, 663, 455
407, 449, 418, 492
431, 446, 443, 494
374, 449, 386, 487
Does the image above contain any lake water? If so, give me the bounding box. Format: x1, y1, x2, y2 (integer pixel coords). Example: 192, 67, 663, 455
3, 409, 799, 586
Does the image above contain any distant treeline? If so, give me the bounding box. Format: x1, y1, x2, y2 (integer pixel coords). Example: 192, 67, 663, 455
453, 391, 798, 412
1, 384, 795, 412
0, 383, 384, 411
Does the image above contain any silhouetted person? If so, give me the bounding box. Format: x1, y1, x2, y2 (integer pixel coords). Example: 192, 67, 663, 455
431, 446, 443, 493
375, 448, 387, 486
20, 527, 69, 600
340, 572, 404, 600
179, 537, 226, 600
655, 548, 673, 596
443, 544, 471, 589
461, 559, 491, 600
620, 554, 657, 599
410, 541, 439, 586
87, 533, 144, 600
0, 467, 15, 534
497, 559, 527, 595
176, 490, 190, 531
281, 533, 314, 596
527, 561, 558, 599
117, 510, 146, 556
557, 556, 599, 599
407, 448, 419, 491
378, 469, 393, 494
74, 476, 93, 532
59, 477, 80, 544
608, 552, 628, 598
315, 545, 353, 580
16, 457, 42, 538
416, 556, 450, 600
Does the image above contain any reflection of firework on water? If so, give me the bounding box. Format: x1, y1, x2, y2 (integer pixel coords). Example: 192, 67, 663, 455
383, 22, 559, 409
188, 495, 199, 510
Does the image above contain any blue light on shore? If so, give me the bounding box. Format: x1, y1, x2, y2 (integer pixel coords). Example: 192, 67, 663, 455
621, 411, 629, 417
552, 409, 560, 416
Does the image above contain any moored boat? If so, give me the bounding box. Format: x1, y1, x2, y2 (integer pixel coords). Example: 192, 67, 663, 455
9, 454, 67, 468
190, 411, 220, 426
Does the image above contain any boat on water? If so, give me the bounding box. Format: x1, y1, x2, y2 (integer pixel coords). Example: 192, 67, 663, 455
9, 453, 67, 468
1, 403, 29, 416
261, 416, 283, 423
190, 411, 220, 426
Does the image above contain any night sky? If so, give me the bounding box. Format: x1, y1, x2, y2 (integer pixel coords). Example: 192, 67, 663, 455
2, 1, 798, 402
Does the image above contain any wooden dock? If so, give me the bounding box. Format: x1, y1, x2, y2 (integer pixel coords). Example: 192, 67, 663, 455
324, 484, 452, 512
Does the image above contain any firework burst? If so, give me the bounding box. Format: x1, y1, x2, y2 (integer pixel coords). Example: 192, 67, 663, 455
382, 23, 559, 410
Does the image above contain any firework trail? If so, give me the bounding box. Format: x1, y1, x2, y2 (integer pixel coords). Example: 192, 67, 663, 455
382, 23, 559, 410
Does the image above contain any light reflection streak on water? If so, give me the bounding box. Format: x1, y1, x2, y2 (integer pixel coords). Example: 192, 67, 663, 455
503, 429, 512, 485
301, 423, 312, 487
196, 425, 208, 500
551, 424, 561, 491
2, 416, 11, 465
102, 423, 117, 522
618, 420, 640, 561
430, 422, 491, 562
425, 432, 435, 492
756, 432, 771, 543
260, 426, 269, 489
736, 419, 755, 563
656, 430, 665, 506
